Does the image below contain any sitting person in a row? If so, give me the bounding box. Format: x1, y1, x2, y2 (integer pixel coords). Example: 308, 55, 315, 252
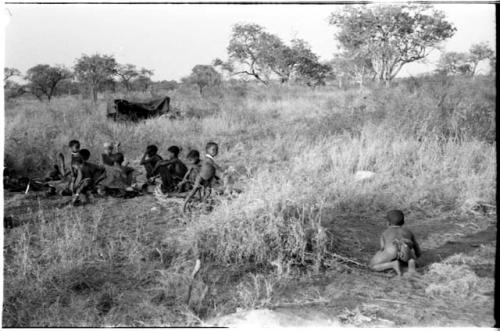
153, 145, 188, 193
177, 149, 202, 193
140, 144, 163, 188
99, 152, 135, 198
71, 149, 106, 205
183, 141, 221, 212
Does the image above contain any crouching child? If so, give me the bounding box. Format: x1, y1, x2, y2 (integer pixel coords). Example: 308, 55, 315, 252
369, 210, 421, 276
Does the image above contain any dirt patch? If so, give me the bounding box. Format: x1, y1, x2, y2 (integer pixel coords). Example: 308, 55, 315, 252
418, 227, 496, 267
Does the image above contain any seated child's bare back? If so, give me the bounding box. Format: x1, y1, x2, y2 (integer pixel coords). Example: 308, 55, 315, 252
369, 210, 421, 276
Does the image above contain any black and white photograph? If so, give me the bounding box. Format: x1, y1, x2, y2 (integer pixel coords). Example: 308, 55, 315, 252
2, 1, 496, 327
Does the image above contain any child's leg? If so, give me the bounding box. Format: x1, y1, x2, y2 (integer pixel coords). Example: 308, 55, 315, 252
407, 259, 417, 274
371, 260, 402, 276
184, 186, 201, 212
369, 247, 400, 275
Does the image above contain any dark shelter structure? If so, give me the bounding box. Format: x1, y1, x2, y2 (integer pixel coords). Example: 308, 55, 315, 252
107, 96, 170, 121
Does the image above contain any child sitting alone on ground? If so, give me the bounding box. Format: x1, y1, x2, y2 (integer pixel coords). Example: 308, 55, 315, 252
369, 210, 421, 276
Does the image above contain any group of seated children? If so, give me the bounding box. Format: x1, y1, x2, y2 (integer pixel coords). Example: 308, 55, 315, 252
52, 139, 221, 208
139, 141, 221, 211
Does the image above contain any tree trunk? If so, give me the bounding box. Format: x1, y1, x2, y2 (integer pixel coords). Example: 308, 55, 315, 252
91, 85, 98, 103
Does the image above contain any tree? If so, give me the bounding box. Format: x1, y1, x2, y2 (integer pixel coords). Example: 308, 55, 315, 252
289, 39, 333, 87
25, 64, 72, 101
156, 80, 179, 91
74, 54, 117, 102
4, 67, 21, 87
116, 64, 139, 91
329, 4, 456, 85
468, 42, 494, 76
489, 56, 496, 75
186, 65, 221, 95
4, 70, 27, 100
133, 68, 154, 92
268, 43, 298, 83
436, 51, 471, 75
227, 23, 285, 85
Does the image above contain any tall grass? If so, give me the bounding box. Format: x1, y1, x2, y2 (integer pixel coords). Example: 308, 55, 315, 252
3, 76, 496, 326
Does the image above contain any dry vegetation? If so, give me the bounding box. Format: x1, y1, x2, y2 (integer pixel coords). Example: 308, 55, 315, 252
3, 75, 496, 326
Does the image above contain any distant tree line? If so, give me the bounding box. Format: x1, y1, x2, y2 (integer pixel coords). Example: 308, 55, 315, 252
4, 55, 161, 102
4, 4, 495, 102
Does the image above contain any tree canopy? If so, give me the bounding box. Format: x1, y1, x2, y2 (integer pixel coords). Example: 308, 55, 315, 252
186, 65, 221, 95
25, 64, 72, 101
225, 23, 330, 86
74, 54, 117, 102
468, 42, 494, 76
226, 23, 284, 85
329, 4, 456, 85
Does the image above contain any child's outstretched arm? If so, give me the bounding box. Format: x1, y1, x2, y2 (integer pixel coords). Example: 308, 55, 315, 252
183, 176, 202, 212
177, 167, 193, 189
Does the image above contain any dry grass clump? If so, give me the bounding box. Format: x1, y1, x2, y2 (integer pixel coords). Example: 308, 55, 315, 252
423, 244, 495, 301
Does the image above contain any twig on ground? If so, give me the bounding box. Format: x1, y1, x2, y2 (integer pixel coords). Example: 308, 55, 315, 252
326, 252, 367, 268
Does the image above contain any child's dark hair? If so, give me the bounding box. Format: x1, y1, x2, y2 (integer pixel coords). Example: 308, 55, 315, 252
146, 145, 158, 155
167, 146, 181, 157
186, 149, 200, 160
78, 149, 91, 161
206, 141, 218, 151
387, 210, 404, 226
114, 153, 124, 165
69, 140, 80, 149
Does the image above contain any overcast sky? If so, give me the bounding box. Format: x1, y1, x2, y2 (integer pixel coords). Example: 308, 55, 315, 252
3, 3, 496, 81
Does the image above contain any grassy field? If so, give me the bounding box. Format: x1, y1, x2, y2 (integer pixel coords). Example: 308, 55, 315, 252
3, 75, 496, 326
